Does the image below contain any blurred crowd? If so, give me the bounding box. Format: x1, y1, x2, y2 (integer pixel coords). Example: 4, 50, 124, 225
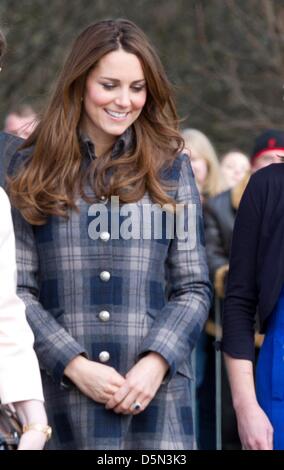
3, 104, 38, 139
182, 127, 284, 449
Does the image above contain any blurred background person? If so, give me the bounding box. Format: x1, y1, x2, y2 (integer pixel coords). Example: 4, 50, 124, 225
206, 129, 284, 304
204, 128, 284, 448
3, 104, 38, 139
250, 129, 284, 172
220, 150, 250, 191
182, 127, 222, 449
182, 128, 223, 203
204, 170, 251, 450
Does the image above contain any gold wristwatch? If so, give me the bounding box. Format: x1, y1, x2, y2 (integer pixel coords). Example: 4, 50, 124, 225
22, 423, 52, 441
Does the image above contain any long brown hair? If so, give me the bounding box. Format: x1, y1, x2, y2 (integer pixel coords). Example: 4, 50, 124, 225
9, 19, 184, 225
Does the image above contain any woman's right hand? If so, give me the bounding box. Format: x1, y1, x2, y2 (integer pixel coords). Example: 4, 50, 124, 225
64, 355, 126, 403
224, 355, 273, 450
236, 401, 274, 450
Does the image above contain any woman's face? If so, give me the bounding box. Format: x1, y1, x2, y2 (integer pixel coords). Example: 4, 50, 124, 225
189, 151, 208, 189
221, 152, 250, 189
81, 48, 147, 152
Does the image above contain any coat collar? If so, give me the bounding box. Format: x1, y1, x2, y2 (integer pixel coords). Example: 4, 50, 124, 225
79, 127, 134, 161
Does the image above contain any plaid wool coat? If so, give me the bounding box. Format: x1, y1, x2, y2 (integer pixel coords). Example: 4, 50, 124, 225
0, 132, 23, 186
10, 139, 211, 450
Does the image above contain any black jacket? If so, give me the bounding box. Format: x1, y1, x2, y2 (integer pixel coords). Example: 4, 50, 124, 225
222, 164, 284, 361
204, 190, 235, 281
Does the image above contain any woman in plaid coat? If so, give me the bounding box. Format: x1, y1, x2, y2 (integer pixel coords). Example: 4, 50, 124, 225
8, 19, 211, 449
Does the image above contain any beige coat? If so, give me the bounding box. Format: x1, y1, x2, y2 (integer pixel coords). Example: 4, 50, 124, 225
0, 187, 43, 403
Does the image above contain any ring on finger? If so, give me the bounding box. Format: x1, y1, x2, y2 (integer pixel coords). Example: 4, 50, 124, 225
131, 401, 142, 412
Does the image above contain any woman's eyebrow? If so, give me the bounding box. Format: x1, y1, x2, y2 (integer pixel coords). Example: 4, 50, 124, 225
99, 77, 120, 81
99, 76, 146, 84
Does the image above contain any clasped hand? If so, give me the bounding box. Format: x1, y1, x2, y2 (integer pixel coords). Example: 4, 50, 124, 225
105, 352, 169, 414
65, 352, 169, 415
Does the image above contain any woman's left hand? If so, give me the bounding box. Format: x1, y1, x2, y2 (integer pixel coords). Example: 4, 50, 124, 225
105, 352, 169, 414
13, 400, 48, 450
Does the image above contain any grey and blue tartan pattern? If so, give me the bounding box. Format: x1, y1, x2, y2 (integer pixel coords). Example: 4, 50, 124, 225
11, 149, 211, 449
0, 132, 23, 186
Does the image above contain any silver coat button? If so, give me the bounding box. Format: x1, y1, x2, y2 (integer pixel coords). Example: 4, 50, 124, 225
99, 351, 110, 363
100, 232, 110, 242
100, 271, 110, 282
99, 310, 110, 322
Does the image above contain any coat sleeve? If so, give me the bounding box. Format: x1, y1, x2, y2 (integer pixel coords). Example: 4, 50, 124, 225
139, 156, 212, 379
0, 132, 23, 187
0, 188, 44, 403
203, 201, 229, 280
222, 174, 263, 361
12, 206, 87, 386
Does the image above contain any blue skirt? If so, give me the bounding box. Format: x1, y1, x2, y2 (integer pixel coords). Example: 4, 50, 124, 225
256, 286, 284, 450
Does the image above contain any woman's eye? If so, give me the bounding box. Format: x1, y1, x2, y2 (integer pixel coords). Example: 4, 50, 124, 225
102, 83, 116, 90
132, 86, 145, 93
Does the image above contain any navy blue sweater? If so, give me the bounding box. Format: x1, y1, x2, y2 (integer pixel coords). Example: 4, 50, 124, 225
222, 163, 284, 361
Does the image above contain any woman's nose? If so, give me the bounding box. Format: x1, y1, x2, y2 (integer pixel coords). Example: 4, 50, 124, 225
115, 89, 131, 107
